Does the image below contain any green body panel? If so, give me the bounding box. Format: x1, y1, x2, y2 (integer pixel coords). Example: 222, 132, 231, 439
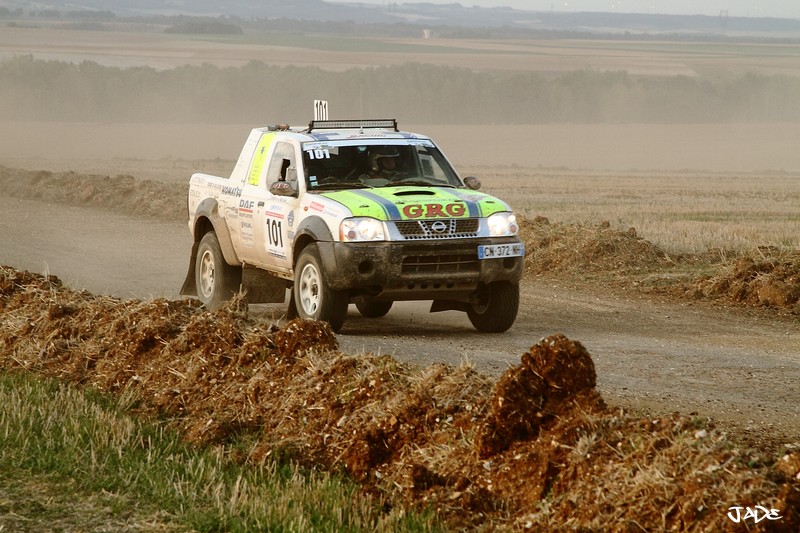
319, 187, 508, 221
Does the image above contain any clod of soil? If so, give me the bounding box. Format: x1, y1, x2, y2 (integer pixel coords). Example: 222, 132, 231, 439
1, 265, 797, 531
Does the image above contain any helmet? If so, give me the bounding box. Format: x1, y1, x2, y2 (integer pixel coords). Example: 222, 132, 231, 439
370, 146, 400, 171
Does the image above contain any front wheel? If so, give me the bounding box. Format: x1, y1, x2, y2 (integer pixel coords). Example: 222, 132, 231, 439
467, 281, 519, 333
195, 231, 241, 309
293, 244, 348, 332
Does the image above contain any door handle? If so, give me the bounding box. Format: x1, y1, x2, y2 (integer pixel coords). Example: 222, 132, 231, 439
257, 201, 265, 207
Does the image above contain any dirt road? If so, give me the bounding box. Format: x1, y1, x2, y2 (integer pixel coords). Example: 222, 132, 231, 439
2, 195, 798, 447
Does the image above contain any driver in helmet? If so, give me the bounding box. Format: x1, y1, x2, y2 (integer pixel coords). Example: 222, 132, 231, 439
359, 146, 406, 182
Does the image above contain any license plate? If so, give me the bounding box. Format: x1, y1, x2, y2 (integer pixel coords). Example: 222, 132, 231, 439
478, 243, 525, 259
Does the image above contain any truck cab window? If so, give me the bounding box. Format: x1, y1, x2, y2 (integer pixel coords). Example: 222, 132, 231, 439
266, 142, 297, 190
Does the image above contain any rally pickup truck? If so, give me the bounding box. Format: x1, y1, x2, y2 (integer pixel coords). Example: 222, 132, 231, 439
180, 116, 524, 333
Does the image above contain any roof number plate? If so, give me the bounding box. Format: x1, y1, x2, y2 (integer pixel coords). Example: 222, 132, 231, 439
477, 243, 524, 260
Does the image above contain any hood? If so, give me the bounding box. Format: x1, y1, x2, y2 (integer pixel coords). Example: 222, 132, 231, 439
319, 186, 509, 221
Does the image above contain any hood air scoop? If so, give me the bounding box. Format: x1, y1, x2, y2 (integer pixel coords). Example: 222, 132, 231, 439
393, 190, 436, 197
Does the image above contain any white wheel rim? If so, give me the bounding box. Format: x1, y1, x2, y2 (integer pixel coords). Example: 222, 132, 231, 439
199, 249, 215, 298
298, 262, 321, 316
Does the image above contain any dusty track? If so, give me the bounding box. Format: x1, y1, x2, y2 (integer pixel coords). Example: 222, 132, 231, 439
2, 189, 798, 450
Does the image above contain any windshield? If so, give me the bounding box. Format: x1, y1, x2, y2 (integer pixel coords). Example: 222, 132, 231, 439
302, 141, 461, 190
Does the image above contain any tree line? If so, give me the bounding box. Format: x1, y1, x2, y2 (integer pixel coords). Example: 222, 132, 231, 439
1, 55, 798, 124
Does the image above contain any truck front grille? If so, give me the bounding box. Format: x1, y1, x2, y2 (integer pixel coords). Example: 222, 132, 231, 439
394, 219, 479, 240
402, 254, 479, 274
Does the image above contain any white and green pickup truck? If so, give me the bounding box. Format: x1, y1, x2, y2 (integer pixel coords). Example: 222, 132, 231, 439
180, 114, 524, 333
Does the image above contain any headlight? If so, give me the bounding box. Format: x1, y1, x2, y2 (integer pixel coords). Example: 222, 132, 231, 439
487, 212, 519, 236
340, 217, 386, 242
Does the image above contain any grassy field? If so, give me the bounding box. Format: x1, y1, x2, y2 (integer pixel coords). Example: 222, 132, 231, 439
0, 372, 440, 532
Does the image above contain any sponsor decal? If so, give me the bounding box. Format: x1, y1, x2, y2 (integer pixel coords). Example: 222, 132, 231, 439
239, 199, 255, 213
287, 210, 295, 228
265, 211, 284, 219
310, 201, 325, 212
402, 203, 466, 219
222, 185, 243, 197
247, 133, 275, 186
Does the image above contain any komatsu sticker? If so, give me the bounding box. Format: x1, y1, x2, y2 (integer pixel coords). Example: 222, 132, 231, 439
222, 185, 242, 197
402, 203, 466, 219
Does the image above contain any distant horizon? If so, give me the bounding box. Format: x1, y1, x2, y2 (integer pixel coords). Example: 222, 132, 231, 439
332, 0, 800, 20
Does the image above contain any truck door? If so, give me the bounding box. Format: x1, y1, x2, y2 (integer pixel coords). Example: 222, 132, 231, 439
252, 141, 299, 273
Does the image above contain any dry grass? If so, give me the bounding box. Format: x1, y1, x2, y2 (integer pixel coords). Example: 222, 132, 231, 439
1, 267, 798, 531
474, 167, 800, 254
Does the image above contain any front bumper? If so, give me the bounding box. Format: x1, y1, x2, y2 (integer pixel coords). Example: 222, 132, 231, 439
316, 237, 524, 301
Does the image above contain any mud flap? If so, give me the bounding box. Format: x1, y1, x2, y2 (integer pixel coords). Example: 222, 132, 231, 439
179, 241, 200, 296
241, 265, 290, 304
286, 289, 299, 319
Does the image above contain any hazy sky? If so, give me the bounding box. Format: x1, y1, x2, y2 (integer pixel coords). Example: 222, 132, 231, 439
339, 1, 800, 19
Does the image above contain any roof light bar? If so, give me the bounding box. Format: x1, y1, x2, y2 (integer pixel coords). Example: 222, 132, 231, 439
307, 119, 398, 132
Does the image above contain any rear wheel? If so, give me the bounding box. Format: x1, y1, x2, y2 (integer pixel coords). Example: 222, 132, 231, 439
356, 300, 393, 318
293, 244, 348, 332
467, 281, 519, 333
195, 231, 241, 309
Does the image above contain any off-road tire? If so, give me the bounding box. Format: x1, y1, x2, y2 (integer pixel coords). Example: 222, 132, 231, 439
195, 231, 241, 310
467, 281, 519, 333
356, 300, 393, 318
294, 244, 348, 332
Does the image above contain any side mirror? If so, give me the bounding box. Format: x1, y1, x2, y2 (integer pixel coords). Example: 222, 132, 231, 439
463, 176, 481, 190
270, 181, 297, 197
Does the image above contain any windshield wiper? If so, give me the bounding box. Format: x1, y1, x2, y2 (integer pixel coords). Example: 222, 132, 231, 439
387, 179, 454, 188
312, 182, 373, 190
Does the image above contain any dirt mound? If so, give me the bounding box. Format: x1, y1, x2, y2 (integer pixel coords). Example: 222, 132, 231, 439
0, 165, 186, 221
1, 265, 797, 531
519, 215, 671, 275
682, 250, 800, 313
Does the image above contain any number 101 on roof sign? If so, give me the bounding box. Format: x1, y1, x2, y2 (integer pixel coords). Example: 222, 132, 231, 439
314, 100, 328, 121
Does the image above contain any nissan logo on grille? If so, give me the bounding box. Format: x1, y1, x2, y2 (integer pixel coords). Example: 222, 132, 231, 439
430, 221, 448, 233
